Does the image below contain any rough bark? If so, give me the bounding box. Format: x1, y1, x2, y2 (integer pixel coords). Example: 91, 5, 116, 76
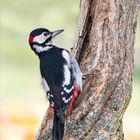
35, 0, 140, 139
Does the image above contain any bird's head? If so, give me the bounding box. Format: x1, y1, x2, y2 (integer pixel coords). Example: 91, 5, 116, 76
28, 28, 64, 54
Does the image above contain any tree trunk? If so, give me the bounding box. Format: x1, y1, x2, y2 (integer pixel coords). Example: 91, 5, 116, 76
35, 0, 140, 139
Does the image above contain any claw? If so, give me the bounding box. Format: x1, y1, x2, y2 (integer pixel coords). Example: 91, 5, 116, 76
82, 75, 86, 79
82, 73, 94, 79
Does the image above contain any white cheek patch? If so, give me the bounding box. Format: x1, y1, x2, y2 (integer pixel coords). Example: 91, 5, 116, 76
33, 33, 51, 44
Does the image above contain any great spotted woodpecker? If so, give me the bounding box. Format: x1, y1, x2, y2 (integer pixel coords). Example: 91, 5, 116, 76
28, 28, 82, 140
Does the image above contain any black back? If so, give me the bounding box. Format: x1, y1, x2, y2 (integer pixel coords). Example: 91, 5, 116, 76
39, 46, 66, 86
39, 46, 74, 111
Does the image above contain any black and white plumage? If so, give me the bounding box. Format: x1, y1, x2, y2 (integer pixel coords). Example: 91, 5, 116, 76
28, 28, 82, 140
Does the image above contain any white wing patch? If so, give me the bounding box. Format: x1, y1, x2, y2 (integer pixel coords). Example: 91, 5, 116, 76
63, 65, 71, 85
62, 50, 70, 66
41, 77, 50, 92
62, 50, 71, 86
64, 86, 74, 94
62, 96, 72, 104
62, 50, 82, 91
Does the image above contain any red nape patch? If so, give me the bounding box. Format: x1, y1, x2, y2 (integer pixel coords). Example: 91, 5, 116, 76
28, 35, 34, 43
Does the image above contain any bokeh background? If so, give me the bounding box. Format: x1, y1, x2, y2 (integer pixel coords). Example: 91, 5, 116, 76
0, 0, 139, 140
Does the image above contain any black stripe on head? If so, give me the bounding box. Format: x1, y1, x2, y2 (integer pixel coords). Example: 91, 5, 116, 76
30, 28, 50, 37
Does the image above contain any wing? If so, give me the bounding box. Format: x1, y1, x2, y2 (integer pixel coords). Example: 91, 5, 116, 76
62, 50, 82, 92
69, 53, 82, 92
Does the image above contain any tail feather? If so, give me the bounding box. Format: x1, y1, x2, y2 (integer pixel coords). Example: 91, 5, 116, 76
52, 111, 65, 140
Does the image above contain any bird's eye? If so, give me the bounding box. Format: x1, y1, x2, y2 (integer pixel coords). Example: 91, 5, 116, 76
43, 32, 48, 36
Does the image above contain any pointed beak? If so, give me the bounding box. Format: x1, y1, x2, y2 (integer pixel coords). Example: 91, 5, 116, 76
51, 29, 64, 38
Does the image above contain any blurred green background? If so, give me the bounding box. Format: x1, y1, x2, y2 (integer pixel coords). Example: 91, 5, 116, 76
0, 0, 139, 140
